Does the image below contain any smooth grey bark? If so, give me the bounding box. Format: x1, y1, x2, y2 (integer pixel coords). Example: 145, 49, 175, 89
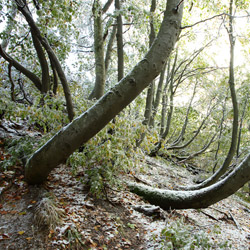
105, 25, 117, 72
236, 93, 248, 158
115, 0, 124, 81
128, 152, 250, 209
183, 0, 239, 190
25, 0, 184, 184
143, 0, 157, 126
102, 0, 114, 13
89, 0, 106, 100
15, 0, 75, 121
31, 33, 50, 93
213, 95, 227, 173
160, 59, 171, 135
150, 62, 167, 127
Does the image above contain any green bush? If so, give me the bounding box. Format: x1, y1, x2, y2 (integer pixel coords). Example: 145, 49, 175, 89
159, 218, 231, 250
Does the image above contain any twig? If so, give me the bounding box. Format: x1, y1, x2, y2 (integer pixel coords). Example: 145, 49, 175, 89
132, 174, 151, 186
181, 13, 226, 29
228, 211, 241, 230
210, 207, 229, 218
200, 210, 219, 221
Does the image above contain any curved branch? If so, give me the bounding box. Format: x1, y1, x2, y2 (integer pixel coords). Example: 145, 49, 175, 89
0, 45, 42, 91
15, 0, 75, 121
128, 153, 250, 209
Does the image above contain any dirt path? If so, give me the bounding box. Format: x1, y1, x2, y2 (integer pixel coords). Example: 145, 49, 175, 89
1, 155, 250, 249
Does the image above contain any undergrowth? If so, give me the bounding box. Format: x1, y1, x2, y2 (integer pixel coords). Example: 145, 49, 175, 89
68, 105, 146, 197
158, 218, 231, 250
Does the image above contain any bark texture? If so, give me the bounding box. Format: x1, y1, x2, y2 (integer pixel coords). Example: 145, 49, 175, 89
115, 0, 124, 81
25, 0, 184, 184
89, 0, 106, 100
128, 153, 250, 209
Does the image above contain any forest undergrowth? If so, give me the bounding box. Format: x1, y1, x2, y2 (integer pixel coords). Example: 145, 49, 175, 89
0, 118, 250, 250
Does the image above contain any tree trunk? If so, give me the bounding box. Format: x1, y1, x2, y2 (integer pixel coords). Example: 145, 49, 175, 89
136, 0, 156, 147
128, 153, 250, 209
89, 0, 106, 100
105, 25, 117, 72
183, 0, 238, 190
115, 0, 124, 81
25, 0, 184, 184
31, 33, 50, 93
14, 0, 75, 121
150, 62, 167, 127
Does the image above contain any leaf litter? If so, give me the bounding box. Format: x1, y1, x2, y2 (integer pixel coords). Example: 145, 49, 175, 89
0, 141, 250, 249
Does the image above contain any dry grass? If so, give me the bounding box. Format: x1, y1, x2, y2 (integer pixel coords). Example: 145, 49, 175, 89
34, 195, 64, 229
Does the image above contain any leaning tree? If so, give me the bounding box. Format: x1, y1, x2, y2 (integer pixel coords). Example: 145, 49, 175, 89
20, 0, 250, 210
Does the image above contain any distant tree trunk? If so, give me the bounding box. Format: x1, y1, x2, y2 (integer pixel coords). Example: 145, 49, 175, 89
128, 153, 250, 209
236, 93, 248, 158
115, 0, 124, 81
25, 0, 184, 184
136, 0, 156, 147
160, 60, 171, 135
144, 0, 156, 125
213, 95, 227, 173
170, 81, 197, 147
183, 0, 238, 190
2, 0, 75, 121
150, 51, 178, 155
89, 0, 106, 100
16, 1, 75, 121
150, 62, 167, 127
105, 25, 117, 72
31, 33, 50, 93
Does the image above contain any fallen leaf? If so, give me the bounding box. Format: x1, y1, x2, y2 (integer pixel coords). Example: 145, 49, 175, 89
0, 210, 8, 215
0, 233, 10, 241
18, 231, 25, 235
10, 210, 18, 214
19, 211, 27, 215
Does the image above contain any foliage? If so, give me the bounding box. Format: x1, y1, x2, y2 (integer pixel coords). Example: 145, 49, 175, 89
68, 102, 146, 197
0, 136, 38, 171
159, 218, 231, 249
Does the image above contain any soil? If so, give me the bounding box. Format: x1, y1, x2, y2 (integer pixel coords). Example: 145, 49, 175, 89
1, 138, 250, 249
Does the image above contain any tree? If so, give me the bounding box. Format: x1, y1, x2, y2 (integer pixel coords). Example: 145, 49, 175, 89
128, 152, 250, 209
0, 0, 75, 121
6, 0, 249, 211
25, 0, 184, 184
88, 0, 107, 100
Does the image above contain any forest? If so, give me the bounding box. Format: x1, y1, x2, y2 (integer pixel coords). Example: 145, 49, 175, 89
1, 0, 250, 249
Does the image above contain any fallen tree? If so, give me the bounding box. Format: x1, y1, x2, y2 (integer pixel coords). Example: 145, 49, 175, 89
128, 153, 250, 209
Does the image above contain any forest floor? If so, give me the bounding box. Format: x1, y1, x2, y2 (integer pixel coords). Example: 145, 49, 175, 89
1, 127, 250, 249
